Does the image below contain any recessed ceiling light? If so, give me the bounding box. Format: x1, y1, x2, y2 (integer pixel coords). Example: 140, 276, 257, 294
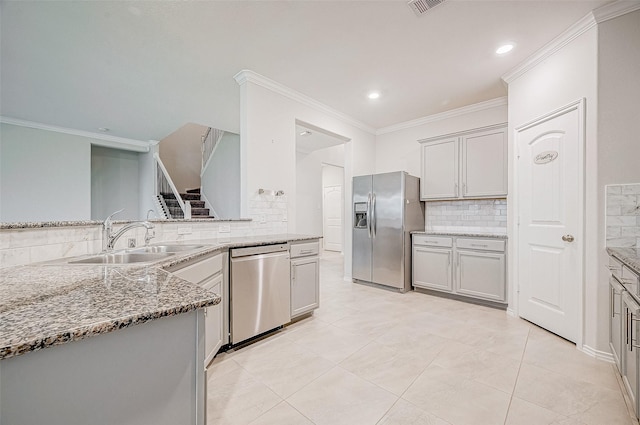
496, 43, 515, 55
98, 127, 110, 132
368, 92, 380, 100
299, 130, 312, 136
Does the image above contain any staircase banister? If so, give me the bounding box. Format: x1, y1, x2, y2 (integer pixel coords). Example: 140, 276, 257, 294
154, 153, 186, 211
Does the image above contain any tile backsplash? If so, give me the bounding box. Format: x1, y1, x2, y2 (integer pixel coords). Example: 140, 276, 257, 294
606, 184, 640, 248
425, 199, 507, 234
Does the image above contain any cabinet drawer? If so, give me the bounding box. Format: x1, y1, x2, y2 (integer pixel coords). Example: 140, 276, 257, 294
290, 241, 319, 258
609, 256, 624, 280
456, 238, 505, 252
413, 235, 453, 248
172, 253, 223, 285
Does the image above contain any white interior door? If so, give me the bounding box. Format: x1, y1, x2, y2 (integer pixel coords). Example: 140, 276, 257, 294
516, 101, 583, 343
323, 185, 343, 252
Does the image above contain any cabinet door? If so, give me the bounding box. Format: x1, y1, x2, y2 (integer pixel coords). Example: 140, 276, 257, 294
456, 250, 506, 302
412, 246, 453, 292
623, 292, 640, 416
610, 277, 624, 373
291, 257, 320, 318
202, 274, 223, 366
420, 138, 458, 200
461, 127, 507, 198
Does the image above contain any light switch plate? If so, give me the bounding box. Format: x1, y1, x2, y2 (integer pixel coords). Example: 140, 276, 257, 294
219, 225, 231, 233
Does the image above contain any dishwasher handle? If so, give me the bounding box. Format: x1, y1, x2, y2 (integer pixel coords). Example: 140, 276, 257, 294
231, 250, 290, 264
230, 244, 288, 258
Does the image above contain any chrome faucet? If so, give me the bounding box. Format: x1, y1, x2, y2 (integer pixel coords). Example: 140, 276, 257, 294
102, 209, 155, 252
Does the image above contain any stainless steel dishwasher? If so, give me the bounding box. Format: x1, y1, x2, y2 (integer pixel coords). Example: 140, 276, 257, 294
230, 244, 291, 345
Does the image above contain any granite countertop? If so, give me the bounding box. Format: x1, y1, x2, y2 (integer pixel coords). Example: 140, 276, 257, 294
0, 217, 253, 230
412, 231, 508, 239
0, 233, 320, 360
607, 247, 640, 275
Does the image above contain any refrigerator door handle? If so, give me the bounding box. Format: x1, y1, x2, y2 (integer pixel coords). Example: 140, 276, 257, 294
372, 193, 377, 238
367, 193, 372, 239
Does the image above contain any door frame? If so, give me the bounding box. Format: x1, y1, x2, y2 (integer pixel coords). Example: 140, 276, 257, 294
512, 98, 585, 349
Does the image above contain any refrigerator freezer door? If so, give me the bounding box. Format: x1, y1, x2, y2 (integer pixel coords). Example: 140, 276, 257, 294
372, 172, 405, 289
352, 175, 372, 282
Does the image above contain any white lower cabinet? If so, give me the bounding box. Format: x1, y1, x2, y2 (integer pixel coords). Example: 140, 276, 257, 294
290, 240, 320, 319
412, 245, 453, 292
623, 291, 640, 417
169, 251, 226, 367
456, 250, 505, 302
412, 234, 506, 305
610, 276, 625, 373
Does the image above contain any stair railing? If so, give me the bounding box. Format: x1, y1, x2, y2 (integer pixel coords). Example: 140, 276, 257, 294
201, 127, 225, 173
154, 153, 191, 219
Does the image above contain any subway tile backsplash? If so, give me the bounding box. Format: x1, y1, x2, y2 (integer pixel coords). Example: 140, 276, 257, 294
606, 184, 640, 248
425, 199, 507, 234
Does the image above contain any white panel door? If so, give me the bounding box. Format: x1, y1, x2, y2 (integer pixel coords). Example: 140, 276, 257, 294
412, 246, 453, 292
516, 102, 583, 342
323, 185, 343, 252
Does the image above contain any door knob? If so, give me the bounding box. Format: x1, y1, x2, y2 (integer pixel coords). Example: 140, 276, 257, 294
562, 234, 575, 242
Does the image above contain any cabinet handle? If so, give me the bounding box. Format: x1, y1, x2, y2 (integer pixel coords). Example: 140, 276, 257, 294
612, 288, 615, 318
470, 244, 489, 248
462, 182, 466, 195
454, 182, 458, 196
299, 249, 313, 254
607, 265, 620, 271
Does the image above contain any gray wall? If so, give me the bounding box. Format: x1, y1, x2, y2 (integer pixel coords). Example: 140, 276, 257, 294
0, 123, 91, 222
91, 146, 140, 220
201, 132, 240, 218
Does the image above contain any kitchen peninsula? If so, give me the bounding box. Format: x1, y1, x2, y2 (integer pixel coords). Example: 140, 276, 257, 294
0, 221, 319, 425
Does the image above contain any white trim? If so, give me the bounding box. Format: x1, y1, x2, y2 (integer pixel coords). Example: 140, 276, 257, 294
233, 70, 376, 135
377, 97, 508, 135
0, 116, 151, 152
580, 344, 615, 363
506, 307, 517, 317
592, 0, 640, 23
502, 13, 597, 84
502, 1, 640, 84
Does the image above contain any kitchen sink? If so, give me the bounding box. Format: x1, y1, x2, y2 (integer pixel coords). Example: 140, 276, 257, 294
130, 244, 205, 253
68, 252, 175, 264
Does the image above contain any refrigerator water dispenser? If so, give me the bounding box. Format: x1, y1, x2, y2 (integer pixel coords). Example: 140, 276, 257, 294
354, 202, 368, 228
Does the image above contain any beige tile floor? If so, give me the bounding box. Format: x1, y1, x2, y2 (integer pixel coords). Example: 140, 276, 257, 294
207, 251, 638, 425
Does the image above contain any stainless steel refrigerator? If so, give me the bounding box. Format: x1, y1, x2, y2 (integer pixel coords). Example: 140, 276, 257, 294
352, 171, 424, 292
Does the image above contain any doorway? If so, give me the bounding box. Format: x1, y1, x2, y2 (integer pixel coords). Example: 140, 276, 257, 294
322, 164, 344, 252
515, 99, 585, 343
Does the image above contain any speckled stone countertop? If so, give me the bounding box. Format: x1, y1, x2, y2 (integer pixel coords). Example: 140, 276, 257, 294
412, 231, 508, 239
0, 233, 320, 360
607, 247, 640, 275
0, 218, 252, 229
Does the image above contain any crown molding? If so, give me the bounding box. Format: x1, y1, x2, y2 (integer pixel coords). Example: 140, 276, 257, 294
593, 0, 640, 23
0, 116, 151, 152
502, 1, 640, 84
233, 70, 377, 135
376, 97, 508, 136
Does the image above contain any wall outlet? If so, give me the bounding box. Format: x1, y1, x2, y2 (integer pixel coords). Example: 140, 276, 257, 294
259, 214, 266, 224
219, 225, 231, 234
128, 238, 136, 248
282, 213, 288, 222
177, 226, 192, 235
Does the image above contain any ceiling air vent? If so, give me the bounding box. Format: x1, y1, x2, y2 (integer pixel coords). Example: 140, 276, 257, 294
408, 0, 445, 16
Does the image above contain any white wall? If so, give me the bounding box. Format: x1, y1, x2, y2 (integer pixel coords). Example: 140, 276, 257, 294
506, 26, 599, 351
238, 77, 376, 278
201, 132, 241, 219
159, 123, 208, 193
0, 123, 91, 222
91, 146, 140, 220
596, 9, 640, 349
375, 103, 508, 176
295, 144, 345, 236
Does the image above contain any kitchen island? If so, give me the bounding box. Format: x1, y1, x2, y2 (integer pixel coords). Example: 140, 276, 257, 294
0, 233, 319, 425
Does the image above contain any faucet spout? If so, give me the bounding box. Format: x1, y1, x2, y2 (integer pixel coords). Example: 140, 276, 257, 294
102, 210, 155, 252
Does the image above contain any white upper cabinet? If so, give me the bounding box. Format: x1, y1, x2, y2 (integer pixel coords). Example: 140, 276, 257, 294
420, 138, 459, 200
419, 124, 507, 201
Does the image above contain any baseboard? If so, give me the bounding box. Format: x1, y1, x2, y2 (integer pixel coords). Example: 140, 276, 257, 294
506, 307, 517, 317
580, 344, 615, 363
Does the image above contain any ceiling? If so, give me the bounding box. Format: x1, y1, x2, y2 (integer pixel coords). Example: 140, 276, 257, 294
0, 0, 613, 142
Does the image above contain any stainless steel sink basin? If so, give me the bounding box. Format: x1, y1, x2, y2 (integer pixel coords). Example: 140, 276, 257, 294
130, 245, 205, 253
68, 252, 175, 264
